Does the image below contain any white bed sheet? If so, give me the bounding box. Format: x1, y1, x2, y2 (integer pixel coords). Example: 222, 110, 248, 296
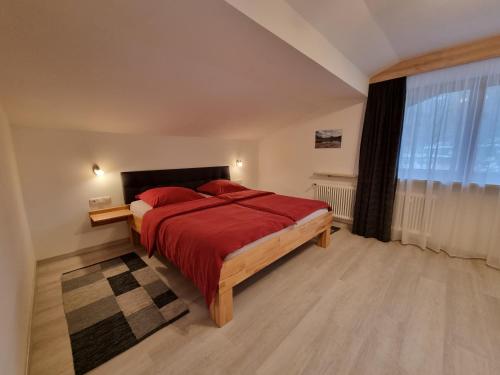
225, 208, 328, 260
129, 199, 328, 261
130, 199, 153, 218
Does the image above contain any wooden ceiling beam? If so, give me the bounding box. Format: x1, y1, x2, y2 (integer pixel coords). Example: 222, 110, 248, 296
369, 35, 500, 84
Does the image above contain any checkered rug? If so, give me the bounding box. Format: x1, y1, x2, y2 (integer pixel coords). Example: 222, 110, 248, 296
61, 252, 189, 375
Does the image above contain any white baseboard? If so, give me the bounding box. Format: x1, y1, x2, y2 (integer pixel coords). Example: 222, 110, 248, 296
37, 238, 131, 265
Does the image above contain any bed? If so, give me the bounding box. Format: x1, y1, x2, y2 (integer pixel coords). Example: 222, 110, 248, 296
121, 166, 333, 327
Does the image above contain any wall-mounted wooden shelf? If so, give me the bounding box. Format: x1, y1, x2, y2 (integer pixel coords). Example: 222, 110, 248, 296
89, 204, 132, 227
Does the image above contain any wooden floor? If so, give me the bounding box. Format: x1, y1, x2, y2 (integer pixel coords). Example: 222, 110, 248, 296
29, 229, 500, 375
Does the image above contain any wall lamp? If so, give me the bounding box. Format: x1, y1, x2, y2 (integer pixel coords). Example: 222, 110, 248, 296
236, 159, 243, 168
92, 164, 104, 176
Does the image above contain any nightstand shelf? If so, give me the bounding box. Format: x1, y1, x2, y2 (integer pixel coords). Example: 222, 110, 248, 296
89, 205, 132, 227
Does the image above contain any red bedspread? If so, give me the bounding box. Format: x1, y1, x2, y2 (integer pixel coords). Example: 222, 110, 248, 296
218, 189, 331, 221
141, 191, 330, 306
141, 196, 294, 306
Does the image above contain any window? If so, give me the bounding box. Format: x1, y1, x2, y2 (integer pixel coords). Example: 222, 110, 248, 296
398, 58, 500, 185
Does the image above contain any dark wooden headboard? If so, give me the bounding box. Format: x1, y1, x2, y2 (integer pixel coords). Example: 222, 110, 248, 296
120, 166, 230, 204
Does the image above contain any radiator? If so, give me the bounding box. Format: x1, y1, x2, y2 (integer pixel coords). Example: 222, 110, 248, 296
392, 192, 437, 236
313, 183, 356, 223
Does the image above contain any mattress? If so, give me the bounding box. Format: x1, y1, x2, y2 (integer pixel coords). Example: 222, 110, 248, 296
225, 208, 328, 260
130, 199, 153, 218
129, 199, 328, 260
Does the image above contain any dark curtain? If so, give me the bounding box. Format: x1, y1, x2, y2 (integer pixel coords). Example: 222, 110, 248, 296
352, 77, 406, 241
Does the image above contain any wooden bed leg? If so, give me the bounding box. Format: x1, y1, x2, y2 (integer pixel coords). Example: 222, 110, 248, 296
127, 218, 138, 246
210, 287, 233, 327
317, 226, 331, 248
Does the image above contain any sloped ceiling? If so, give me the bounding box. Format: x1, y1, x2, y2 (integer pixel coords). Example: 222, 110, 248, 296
364, 0, 500, 61
2, 0, 499, 139
287, 0, 500, 76
0, 0, 363, 139
286, 0, 398, 76
225, 0, 369, 96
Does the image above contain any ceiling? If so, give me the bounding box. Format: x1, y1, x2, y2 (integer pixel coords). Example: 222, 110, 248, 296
286, 0, 397, 76
0, 0, 362, 140
287, 0, 500, 75
2, 0, 499, 139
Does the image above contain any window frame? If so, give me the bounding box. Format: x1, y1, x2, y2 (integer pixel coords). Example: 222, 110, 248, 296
398, 75, 500, 186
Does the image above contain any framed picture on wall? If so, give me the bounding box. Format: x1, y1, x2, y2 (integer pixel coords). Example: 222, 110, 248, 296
315, 129, 342, 149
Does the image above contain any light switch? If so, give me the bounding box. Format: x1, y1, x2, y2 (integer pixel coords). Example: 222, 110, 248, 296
89, 196, 112, 210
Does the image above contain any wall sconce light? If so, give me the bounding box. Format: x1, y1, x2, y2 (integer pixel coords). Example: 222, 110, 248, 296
236, 159, 243, 168
92, 164, 104, 176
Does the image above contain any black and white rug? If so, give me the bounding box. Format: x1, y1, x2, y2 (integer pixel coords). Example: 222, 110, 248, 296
61, 252, 189, 375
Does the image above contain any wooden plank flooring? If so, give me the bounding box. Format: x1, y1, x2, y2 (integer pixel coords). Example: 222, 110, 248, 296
29, 230, 500, 375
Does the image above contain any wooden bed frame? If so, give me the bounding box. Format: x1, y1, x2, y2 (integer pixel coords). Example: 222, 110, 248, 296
128, 211, 332, 327
120, 166, 333, 327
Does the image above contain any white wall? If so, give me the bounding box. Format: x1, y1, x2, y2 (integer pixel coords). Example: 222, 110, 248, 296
11, 102, 363, 261
0, 109, 36, 375
258, 101, 365, 198
12, 127, 258, 260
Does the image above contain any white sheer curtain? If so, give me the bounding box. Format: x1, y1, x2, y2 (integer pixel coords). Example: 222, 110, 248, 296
392, 58, 500, 268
